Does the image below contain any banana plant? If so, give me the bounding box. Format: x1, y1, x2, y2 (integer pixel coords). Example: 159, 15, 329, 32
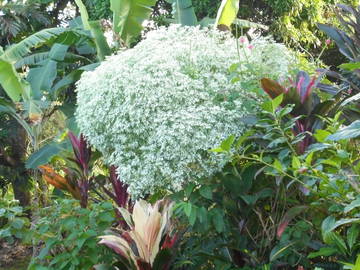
165, 0, 198, 26
165, 0, 263, 33
111, 0, 157, 46
215, 0, 240, 30
74, 0, 111, 60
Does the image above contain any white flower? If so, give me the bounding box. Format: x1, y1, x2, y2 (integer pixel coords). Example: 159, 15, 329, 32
76, 25, 296, 197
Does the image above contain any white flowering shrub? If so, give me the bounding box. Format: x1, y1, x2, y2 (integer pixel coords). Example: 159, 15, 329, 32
76, 25, 296, 197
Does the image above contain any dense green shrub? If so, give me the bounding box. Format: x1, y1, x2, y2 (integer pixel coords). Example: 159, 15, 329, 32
28, 200, 116, 270
76, 25, 296, 197
0, 199, 29, 244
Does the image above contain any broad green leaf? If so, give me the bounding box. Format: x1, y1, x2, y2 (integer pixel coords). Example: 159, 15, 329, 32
27, 61, 57, 99
74, 0, 91, 30
75, 0, 111, 60
215, 0, 240, 30
269, 242, 294, 261
307, 247, 338, 259
314, 129, 331, 143
25, 141, 68, 169
52, 63, 100, 96
184, 202, 192, 217
165, 0, 198, 26
272, 94, 284, 111
291, 156, 301, 169
11, 218, 25, 229
339, 62, 360, 70
212, 209, 224, 233
0, 59, 25, 102
327, 120, 360, 141
341, 92, 360, 107
344, 197, 360, 213
221, 135, 235, 152
199, 186, 212, 200
15, 52, 92, 69
273, 159, 283, 172
1, 28, 68, 63
88, 21, 111, 60
328, 232, 348, 255
27, 43, 69, 99
347, 224, 360, 252
188, 206, 197, 225
111, 0, 156, 45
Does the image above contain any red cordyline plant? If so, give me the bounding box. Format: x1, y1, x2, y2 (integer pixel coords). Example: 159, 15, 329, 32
67, 132, 92, 208
39, 132, 132, 210
39, 132, 92, 208
261, 71, 334, 154
99, 199, 177, 270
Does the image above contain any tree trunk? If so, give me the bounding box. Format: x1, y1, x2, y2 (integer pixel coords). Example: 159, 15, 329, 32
6, 123, 32, 208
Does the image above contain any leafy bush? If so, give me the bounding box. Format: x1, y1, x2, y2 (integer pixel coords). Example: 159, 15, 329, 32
76, 24, 296, 197
28, 199, 116, 270
0, 199, 29, 244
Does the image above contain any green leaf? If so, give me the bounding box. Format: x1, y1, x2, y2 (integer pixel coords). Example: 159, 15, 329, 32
235, 130, 253, 149
220, 135, 235, 152
11, 218, 25, 229
25, 141, 68, 169
339, 62, 360, 70
75, 0, 111, 60
322, 216, 360, 247
291, 156, 301, 169
347, 224, 360, 252
52, 63, 99, 96
307, 247, 338, 259
273, 159, 283, 172
212, 209, 225, 233
327, 120, 360, 141
111, 0, 156, 45
165, 0, 198, 26
27, 61, 56, 99
272, 94, 283, 111
344, 197, 360, 213
0, 59, 26, 102
269, 242, 294, 261
88, 21, 112, 61
1, 28, 69, 63
328, 232, 348, 255
184, 202, 192, 217
314, 129, 331, 143
27, 43, 69, 98
215, 0, 239, 30
199, 186, 212, 200
188, 206, 197, 226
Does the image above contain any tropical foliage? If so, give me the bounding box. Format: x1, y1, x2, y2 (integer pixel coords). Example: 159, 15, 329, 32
1, 1, 360, 270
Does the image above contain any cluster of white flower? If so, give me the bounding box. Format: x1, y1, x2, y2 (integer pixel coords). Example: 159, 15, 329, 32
76, 25, 296, 197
